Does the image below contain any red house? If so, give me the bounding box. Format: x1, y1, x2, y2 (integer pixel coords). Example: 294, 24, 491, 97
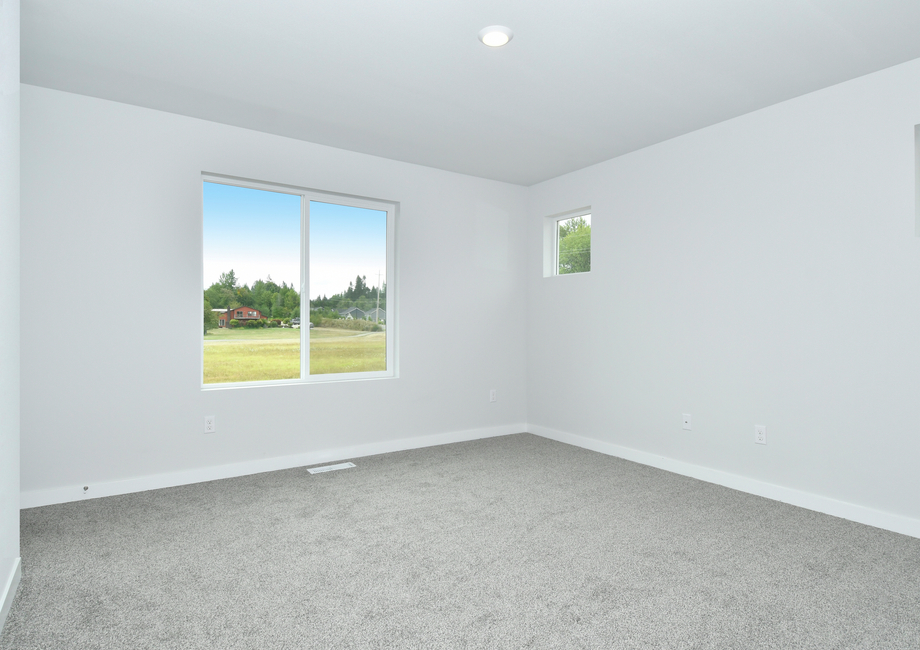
217, 307, 263, 327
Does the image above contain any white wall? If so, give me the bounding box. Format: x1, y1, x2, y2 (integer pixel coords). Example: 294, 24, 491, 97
0, 0, 20, 630
527, 58, 920, 533
20, 85, 528, 503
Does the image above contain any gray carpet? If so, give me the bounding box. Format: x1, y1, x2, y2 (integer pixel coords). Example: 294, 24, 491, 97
2, 433, 919, 649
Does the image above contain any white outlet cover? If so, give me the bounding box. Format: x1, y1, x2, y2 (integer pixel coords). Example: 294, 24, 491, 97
755, 425, 766, 445
682, 414, 691, 431
205, 416, 215, 433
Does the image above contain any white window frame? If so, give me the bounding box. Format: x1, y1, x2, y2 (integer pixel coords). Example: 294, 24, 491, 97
201, 173, 398, 389
543, 206, 591, 277
915, 124, 920, 236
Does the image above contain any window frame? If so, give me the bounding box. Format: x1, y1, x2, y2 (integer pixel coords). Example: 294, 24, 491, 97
915, 124, 920, 236
543, 206, 592, 277
201, 173, 397, 390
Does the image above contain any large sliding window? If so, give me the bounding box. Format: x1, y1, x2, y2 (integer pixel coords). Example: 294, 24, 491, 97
202, 175, 396, 387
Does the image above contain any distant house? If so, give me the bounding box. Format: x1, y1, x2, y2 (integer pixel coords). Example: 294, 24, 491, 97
216, 306, 263, 327
338, 307, 367, 320
364, 308, 386, 322
211, 308, 229, 328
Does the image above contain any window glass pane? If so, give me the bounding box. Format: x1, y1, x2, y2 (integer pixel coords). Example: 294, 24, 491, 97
557, 214, 591, 275
309, 201, 387, 375
202, 182, 301, 384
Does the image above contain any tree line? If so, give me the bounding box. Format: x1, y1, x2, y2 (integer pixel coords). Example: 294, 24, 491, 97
204, 270, 300, 319
204, 270, 386, 333
311, 273, 387, 314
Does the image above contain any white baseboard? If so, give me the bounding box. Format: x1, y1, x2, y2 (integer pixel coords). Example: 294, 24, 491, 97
0, 557, 21, 635
21, 423, 526, 509
528, 424, 920, 540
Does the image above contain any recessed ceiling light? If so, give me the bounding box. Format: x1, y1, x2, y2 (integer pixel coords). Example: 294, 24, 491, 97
478, 25, 513, 48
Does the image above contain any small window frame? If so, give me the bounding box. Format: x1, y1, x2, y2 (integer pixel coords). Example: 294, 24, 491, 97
914, 124, 920, 236
543, 207, 592, 277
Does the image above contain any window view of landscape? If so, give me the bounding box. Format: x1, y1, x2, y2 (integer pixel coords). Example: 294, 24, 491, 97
202, 183, 388, 385
308, 201, 387, 375
557, 214, 591, 274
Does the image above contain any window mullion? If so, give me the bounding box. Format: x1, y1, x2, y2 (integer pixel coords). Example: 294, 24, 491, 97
302, 195, 310, 379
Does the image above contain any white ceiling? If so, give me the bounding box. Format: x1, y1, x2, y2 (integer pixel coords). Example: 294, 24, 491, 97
21, 0, 920, 186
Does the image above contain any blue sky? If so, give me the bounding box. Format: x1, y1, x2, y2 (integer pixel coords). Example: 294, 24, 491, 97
203, 182, 386, 300
309, 201, 386, 300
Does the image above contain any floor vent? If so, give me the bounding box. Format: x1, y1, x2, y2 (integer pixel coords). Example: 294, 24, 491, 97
307, 462, 356, 474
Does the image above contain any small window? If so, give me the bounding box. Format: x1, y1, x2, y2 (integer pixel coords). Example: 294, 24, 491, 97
543, 208, 591, 277
556, 214, 591, 274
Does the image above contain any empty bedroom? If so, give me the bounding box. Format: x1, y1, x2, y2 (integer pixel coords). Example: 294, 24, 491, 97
2, 1, 920, 648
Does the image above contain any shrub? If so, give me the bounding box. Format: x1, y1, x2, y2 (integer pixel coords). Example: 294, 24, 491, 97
229, 319, 240, 328
244, 319, 261, 329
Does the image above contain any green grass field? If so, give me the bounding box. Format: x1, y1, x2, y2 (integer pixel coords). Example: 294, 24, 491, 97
203, 327, 385, 384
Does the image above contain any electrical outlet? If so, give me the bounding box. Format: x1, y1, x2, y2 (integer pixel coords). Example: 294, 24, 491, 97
682, 414, 691, 431
755, 425, 766, 445
205, 416, 215, 434
489, 389, 497, 403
